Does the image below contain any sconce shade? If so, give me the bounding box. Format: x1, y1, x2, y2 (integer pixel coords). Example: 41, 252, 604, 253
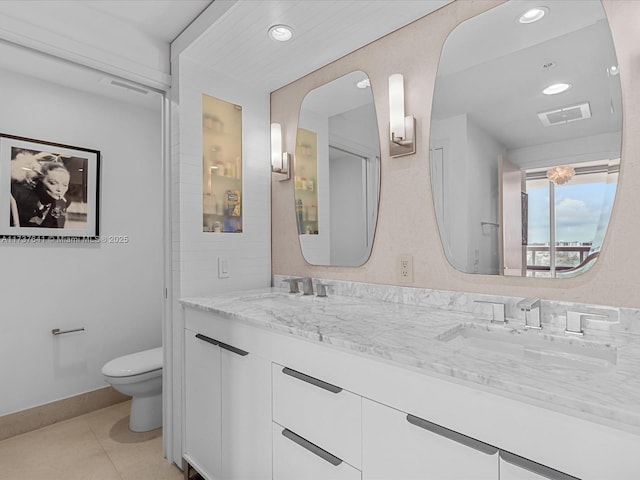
389, 74, 406, 142
271, 123, 290, 181
271, 123, 283, 169
388, 73, 416, 157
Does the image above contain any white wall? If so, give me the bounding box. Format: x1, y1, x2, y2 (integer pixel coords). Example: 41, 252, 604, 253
169, 54, 272, 464
173, 56, 271, 296
507, 132, 622, 169
329, 103, 380, 266
0, 68, 163, 416
431, 114, 469, 271
329, 154, 365, 265
467, 118, 504, 275
298, 108, 331, 264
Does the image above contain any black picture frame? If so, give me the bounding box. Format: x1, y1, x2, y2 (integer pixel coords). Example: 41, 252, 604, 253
1, 133, 100, 239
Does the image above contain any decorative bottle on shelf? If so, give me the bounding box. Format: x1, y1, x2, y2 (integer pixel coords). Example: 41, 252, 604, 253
308, 204, 317, 222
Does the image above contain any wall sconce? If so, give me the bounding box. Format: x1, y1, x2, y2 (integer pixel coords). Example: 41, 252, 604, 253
271, 123, 291, 181
388, 73, 416, 157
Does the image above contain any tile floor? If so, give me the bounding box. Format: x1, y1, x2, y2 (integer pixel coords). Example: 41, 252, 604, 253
0, 401, 182, 480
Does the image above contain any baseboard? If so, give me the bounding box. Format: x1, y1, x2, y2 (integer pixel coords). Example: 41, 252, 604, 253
0, 386, 129, 441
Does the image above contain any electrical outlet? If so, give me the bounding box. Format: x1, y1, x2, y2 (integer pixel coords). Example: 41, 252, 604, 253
397, 254, 413, 283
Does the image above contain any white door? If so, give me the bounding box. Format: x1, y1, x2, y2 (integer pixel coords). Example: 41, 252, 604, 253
183, 330, 222, 479
430, 146, 450, 254
500, 155, 525, 276
362, 398, 498, 480
220, 344, 272, 480
329, 148, 368, 265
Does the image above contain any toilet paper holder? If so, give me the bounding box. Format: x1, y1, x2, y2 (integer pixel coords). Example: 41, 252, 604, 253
51, 327, 85, 335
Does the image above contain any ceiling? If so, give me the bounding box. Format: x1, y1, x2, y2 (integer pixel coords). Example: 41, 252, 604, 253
184, 0, 452, 92
0, 0, 211, 45
0, 0, 211, 109
431, 0, 622, 167
0, 0, 452, 109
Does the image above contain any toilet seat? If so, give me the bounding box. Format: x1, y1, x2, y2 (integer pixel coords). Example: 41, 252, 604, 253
102, 347, 162, 377
103, 368, 162, 385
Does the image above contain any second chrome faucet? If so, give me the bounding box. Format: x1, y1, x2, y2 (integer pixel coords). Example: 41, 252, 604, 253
284, 277, 328, 297
517, 298, 542, 329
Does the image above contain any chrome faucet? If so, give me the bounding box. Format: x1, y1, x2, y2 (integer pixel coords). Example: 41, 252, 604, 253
301, 277, 314, 296
283, 277, 303, 294
565, 311, 607, 336
315, 282, 330, 298
474, 300, 506, 323
517, 298, 541, 329
565, 311, 585, 336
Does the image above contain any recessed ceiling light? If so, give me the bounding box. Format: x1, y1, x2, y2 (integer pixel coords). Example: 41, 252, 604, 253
518, 7, 549, 24
543, 83, 572, 95
355, 78, 370, 89
268, 24, 294, 42
608, 65, 620, 76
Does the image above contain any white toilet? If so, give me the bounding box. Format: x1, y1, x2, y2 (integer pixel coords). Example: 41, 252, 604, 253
102, 347, 163, 432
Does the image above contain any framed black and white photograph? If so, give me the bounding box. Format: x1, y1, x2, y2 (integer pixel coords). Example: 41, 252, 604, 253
1, 133, 100, 238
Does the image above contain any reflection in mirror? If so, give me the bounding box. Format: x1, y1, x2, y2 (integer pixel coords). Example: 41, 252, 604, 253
430, 0, 621, 277
295, 71, 381, 266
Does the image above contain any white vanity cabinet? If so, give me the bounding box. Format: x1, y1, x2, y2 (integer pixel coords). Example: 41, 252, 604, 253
272, 363, 362, 469
272, 362, 362, 479
183, 316, 272, 480
183, 329, 222, 479
362, 398, 498, 480
180, 300, 640, 480
272, 423, 361, 480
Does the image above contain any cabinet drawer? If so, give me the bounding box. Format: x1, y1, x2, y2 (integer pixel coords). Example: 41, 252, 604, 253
272, 363, 362, 469
273, 422, 361, 480
362, 398, 498, 480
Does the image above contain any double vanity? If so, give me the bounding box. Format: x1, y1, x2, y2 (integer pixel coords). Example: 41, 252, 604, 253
182, 0, 636, 478
180, 278, 640, 480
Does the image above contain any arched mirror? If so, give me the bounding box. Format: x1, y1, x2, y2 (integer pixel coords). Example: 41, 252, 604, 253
295, 70, 381, 266
430, 0, 621, 278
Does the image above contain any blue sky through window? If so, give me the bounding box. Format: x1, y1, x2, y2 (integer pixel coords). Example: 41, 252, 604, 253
527, 175, 616, 248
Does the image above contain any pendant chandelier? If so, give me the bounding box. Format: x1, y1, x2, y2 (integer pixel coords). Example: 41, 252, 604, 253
546, 165, 575, 185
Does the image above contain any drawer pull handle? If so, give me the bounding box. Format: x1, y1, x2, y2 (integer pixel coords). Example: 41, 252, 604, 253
281, 428, 343, 467
406, 414, 498, 456
195, 333, 217, 345
282, 367, 343, 393
195, 334, 249, 356
217, 340, 249, 356
500, 451, 579, 480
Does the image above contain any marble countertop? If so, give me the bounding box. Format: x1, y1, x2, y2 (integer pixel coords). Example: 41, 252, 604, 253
180, 287, 640, 435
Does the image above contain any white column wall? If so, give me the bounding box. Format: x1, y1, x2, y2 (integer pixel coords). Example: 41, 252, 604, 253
168, 54, 272, 464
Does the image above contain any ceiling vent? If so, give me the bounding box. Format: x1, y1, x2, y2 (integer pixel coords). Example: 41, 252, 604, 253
538, 102, 591, 127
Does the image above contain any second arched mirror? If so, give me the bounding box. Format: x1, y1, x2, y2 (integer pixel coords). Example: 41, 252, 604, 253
295, 70, 381, 266
429, 0, 622, 278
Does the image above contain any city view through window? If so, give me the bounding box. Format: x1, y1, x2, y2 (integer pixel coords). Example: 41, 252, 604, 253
525, 168, 617, 277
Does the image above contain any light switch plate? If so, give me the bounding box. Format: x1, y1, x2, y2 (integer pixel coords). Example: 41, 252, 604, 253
218, 257, 229, 279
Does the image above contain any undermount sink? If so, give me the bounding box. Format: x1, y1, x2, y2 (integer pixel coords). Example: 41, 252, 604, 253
436, 322, 617, 371
237, 292, 325, 304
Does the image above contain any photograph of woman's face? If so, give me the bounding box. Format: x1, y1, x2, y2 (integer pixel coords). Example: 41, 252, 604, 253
42, 167, 70, 200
